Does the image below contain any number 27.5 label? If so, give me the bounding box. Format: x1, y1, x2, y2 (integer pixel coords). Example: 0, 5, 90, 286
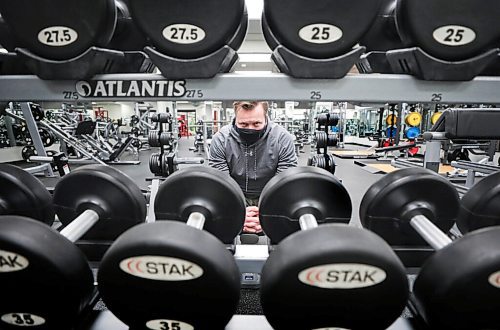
163, 24, 206, 44
38, 26, 78, 46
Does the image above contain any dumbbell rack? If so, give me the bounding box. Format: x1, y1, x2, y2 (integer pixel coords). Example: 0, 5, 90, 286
0, 73, 500, 103
1, 73, 500, 330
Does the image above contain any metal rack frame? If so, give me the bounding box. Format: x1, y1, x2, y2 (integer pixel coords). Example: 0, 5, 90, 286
0, 73, 500, 103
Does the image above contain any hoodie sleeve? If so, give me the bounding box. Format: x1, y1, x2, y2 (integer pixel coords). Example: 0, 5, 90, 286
277, 131, 298, 173
208, 131, 230, 173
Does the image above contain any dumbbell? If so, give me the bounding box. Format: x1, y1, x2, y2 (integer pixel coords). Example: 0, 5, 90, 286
259, 166, 408, 330
317, 113, 339, 127
0, 165, 146, 329
315, 131, 338, 148
365, 0, 500, 62
151, 112, 172, 124
98, 166, 245, 329
360, 167, 500, 329
307, 153, 336, 175
0, 163, 54, 224
148, 130, 173, 147
262, 0, 382, 59
128, 0, 248, 59
0, 0, 117, 60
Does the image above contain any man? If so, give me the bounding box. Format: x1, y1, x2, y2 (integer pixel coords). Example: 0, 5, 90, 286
209, 101, 298, 234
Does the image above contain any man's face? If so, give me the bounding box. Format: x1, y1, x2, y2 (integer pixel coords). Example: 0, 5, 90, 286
235, 104, 266, 130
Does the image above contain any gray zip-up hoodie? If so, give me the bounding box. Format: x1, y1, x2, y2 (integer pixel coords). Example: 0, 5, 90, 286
209, 120, 298, 199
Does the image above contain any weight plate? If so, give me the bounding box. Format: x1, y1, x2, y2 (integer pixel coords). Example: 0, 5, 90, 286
386, 114, 397, 126
0, 216, 94, 330
396, 0, 500, 61
404, 112, 422, 127
129, 0, 246, 59
430, 112, 442, 125
261, 224, 408, 330
316, 131, 327, 148
359, 167, 459, 245
385, 126, 397, 138
264, 0, 382, 59
154, 166, 245, 243
149, 130, 160, 147
149, 153, 162, 175
457, 171, 500, 234
405, 126, 420, 139
259, 166, 351, 244
0, 0, 117, 60
21, 146, 36, 161
327, 133, 338, 147
0, 164, 54, 225
53, 165, 146, 240
413, 227, 500, 329
98, 221, 240, 329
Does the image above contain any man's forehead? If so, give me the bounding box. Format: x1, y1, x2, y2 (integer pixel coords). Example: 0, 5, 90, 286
238, 117, 263, 122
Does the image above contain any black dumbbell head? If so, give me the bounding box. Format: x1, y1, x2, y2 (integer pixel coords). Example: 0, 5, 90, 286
0, 163, 54, 225
396, 0, 500, 61
259, 166, 351, 244
261, 224, 408, 330
457, 171, 500, 234
128, 0, 246, 59
0, 216, 94, 329
53, 165, 146, 240
98, 221, 241, 329
263, 0, 382, 59
154, 166, 245, 244
413, 226, 500, 329
0, 0, 117, 60
360, 167, 460, 245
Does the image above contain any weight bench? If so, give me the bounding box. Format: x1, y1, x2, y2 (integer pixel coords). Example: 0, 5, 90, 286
423, 109, 500, 172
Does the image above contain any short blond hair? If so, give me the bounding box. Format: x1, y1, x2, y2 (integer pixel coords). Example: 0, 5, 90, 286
233, 101, 269, 115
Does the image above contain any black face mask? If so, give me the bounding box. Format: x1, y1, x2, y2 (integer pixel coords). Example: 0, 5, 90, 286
234, 125, 266, 145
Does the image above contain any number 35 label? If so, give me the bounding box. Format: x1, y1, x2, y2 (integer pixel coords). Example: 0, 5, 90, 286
2, 313, 45, 326
38, 26, 78, 46
146, 319, 194, 330
299, 24, 343, 44
433, 25, 476, 46
163, 24, 206, 44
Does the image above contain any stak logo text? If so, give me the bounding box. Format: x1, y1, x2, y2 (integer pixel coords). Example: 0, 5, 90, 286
76, 80, 187, 98
298, 263, 387, 289
119, 256, 204, 281
0, 250, 29, 272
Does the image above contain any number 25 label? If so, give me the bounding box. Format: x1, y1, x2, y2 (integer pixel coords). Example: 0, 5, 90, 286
433, 25, 476, 46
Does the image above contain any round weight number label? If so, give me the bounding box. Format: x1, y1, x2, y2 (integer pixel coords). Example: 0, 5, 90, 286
299, 24, 343, 44
298, 263, 386, 289
433, 25, 476, 46
38, 26, 78, 46
0, 250, 29, 272
146, 319, 194, 330
488, 271, 500, 288
1, 313, 45, 327
119, 256, 203, 281
163, 24, 206, 44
